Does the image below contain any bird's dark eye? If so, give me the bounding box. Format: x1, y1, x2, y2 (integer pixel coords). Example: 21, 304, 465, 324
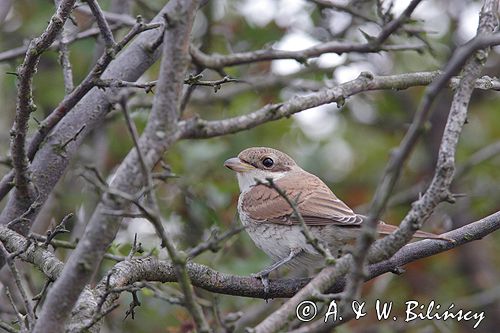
262, 157, 274, 168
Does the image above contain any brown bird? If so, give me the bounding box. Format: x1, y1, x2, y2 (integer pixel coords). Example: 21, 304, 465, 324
224, 147, 450, 290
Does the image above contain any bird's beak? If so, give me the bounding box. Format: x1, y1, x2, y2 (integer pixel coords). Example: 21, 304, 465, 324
224, 157, 255, 172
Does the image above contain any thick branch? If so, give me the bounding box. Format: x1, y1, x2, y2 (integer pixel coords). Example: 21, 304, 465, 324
0, 20, 160, 235
81, 211, 500, 299
0, 225, 99, 333
32, 1, 201, 332
189, 70, 500, 104
0, 209, 497, 323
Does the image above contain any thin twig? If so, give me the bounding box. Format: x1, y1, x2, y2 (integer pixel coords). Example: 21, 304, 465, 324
124, 290, 141, 319
187, 225, 244, 258
10, 0, 76, 198
76, 303, 120, 333
32, 280, 52, 315
44, 213, 73, 246
0, 242, 35, 329
76, 4, 137, 26
95, 75, 241, 93
0, 18, 161, 202
0, 23, 126, 62
54, 0, 75, 95
7, 199, 42, 229
118, 97, 172, 252
85, 0, 116, 48
5, 288, 26, 332
340, 0, 499, 323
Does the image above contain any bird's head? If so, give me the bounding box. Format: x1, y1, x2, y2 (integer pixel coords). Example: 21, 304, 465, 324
224, 147, 299, 192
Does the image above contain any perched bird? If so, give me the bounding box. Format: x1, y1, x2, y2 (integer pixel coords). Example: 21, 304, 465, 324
224, 147, 450, 290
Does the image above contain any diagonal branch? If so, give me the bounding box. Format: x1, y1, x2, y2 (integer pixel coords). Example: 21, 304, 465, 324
85, 0, 116, 48
31, 1, 204, 332
0, 23, 127, 62
253, 1, 499, 332
0, 19, 161, 230
10, 0, 76, 199
0, 241, 35, 330
366, 0, 499, 267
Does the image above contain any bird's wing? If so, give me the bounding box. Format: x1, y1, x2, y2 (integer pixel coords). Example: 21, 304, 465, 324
240, 171, 362, 226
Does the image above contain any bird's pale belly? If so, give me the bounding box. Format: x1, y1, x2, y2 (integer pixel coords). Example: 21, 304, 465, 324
238, 204, 358, 267
243, 217, 313, 261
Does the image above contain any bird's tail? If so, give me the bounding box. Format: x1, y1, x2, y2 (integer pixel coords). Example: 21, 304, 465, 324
376, 222, 454, 242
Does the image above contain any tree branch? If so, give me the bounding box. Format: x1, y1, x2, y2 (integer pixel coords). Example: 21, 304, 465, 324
0, 241, 35, 330
9, 0, 76, 212
191, 0, 424, 70
0, 225, 100, 333
85, 0, 116, 49
0, 23, 126, 62
178, 70, 500, 140
253, 1, 499, 331
0, 20, 162, 229
0, 209, 497, 330
31, 1, 203, 332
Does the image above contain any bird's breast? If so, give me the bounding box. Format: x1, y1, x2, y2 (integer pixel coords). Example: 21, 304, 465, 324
237, 194, 318, 261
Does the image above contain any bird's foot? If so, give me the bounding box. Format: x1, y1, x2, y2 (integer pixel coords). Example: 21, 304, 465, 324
251, 271, 270, 299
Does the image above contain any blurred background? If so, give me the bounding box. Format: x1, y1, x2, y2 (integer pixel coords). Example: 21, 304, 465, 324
0, 0, 499, 332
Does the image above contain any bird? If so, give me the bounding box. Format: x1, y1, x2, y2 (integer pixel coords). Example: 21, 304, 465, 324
224, 147, 451, 291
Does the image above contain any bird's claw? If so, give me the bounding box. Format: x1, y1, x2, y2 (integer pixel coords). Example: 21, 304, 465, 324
251, 272, 270, 298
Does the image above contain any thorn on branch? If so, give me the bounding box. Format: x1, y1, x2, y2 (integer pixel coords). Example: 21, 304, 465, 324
152, 161, 178, 182
56, 124, 86, 153
184, 74, 240, 91
335, 95, 346, 108
294, 56, 308, 65
124, 290, 141, 320
127, 234, 143, 259
390, 266, 405, 275
359, 28, 377, 42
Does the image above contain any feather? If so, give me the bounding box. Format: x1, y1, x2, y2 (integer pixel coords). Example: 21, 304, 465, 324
241, 170, 362, 226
